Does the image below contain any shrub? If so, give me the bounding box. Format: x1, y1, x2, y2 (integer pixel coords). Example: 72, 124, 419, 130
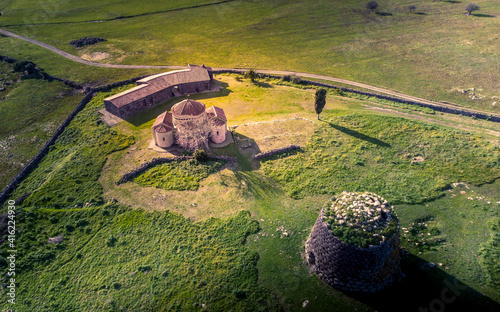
193, 149, 208, 162
76, 218, 88, 227
64, 223, 75, 232
233, 289, 247, 300
112, 282, 121, 290
408, 4, 416, 13
106, 234, 117, 247
137, 265, 152, 272
465, 3, 480, 15
366, 1, 378, 12
292, 77, 302, 84
281, 75, 292, 82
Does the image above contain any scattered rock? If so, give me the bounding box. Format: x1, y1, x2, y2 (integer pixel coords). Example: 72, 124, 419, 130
411, 156, 425, 165
302, 300, 309, 308
48, 236, 64, 244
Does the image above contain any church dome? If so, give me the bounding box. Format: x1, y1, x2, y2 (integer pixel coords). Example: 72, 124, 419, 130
171, 99, 206, 117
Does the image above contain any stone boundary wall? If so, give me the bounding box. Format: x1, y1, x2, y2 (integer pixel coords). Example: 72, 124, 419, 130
0, 74, 158, 207
213, 70, 500, 123
254, 145, 301, 160
0, 92, 94, 205
116, 155, 237, 185
305, 204, 403, 293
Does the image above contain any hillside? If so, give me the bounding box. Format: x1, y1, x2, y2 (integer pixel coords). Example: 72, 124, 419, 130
0, 0, 499, 113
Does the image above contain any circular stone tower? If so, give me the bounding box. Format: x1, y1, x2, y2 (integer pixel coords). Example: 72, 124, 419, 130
305, 191, 403, 293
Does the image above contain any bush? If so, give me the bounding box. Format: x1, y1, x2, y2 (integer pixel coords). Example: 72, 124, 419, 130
76, 218, 88, 227
366, 1, 378, 12
408, 5, 416, 13
137, 265, 152, 272
64, 223, 75, 232
291, 77, 302, 84
465, 3, 480, 14
233, 289, 247, 300
112, 282, 121, 290
281, 75, 292, 82
106, 234, 117, 247
193, 149, 208, 162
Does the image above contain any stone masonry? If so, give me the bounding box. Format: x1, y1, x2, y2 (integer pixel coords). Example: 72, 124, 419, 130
305, 196, 403, 293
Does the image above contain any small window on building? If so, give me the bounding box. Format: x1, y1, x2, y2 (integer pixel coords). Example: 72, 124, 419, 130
163, 137, 165, 141
216, 131, 219, 136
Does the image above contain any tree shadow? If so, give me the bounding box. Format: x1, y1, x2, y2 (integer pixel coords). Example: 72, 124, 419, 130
415, 12, 428, 15
233, 171, 283, 199
323, 121, 391, 148
376, 12, 393, 16
444, 0, 461, 3
473, 13, 496, 18
346, 254, 500, 312
254, 81, 274, 88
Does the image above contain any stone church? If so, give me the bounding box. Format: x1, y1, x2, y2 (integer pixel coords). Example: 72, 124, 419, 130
152, 98, 227, 149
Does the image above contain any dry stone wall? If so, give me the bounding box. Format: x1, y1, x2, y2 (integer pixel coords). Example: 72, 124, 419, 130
305, 205, 403, 293
254, 145, 300, 160
116, 155, 237, 185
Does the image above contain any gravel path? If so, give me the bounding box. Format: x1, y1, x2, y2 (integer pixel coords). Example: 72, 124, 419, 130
1, 28, 498, 118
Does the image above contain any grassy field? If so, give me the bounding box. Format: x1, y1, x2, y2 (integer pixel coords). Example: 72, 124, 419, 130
9, 89, 135, 208
1, 0, 499, 113
1, 205, 280, 311
0, 61, 82, 189
261, 113, 500, 203
1, 74, 499, 311
134, 158, 226, 191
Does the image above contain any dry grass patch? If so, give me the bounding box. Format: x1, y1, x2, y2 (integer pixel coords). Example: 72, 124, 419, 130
234, 118, 315, 153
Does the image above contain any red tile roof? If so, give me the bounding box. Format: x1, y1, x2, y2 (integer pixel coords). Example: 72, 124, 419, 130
172, 99, 206, 116
206, 106, 227, 127
152, 112, 174, 133
105, 65, 210, 108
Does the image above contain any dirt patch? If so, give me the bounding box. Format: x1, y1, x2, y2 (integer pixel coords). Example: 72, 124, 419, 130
81, 52, 110, 62
233, 118, 315, 153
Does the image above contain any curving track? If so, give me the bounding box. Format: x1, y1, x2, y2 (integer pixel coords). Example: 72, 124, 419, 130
1, 28, 498, 118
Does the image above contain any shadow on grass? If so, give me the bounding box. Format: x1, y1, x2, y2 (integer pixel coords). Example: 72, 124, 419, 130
324, 121, 391, 148
415, 12, 428, 15
473, 13, 496, 18
346, 254, 500, 312
233, 171, 283, 199
445, 0, 461, 3
254, 81, 274, 88
123, 81, 232, 127
376, 12, 393, 16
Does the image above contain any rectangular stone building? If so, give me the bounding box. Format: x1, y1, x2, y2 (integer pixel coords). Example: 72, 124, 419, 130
104, 65, 213, 118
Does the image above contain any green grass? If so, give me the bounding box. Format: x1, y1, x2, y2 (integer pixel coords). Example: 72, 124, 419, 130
479, 218, 500, 293
2, 0, 499, 112
396, 181, 500, 302
9, 89, 134, 208
0, 205, 279, 311
0, 36, 162, 84
2, 74, 499, 311
0, 61, 82, 190
134, 159, 226, 191
261, 113, 500, 203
